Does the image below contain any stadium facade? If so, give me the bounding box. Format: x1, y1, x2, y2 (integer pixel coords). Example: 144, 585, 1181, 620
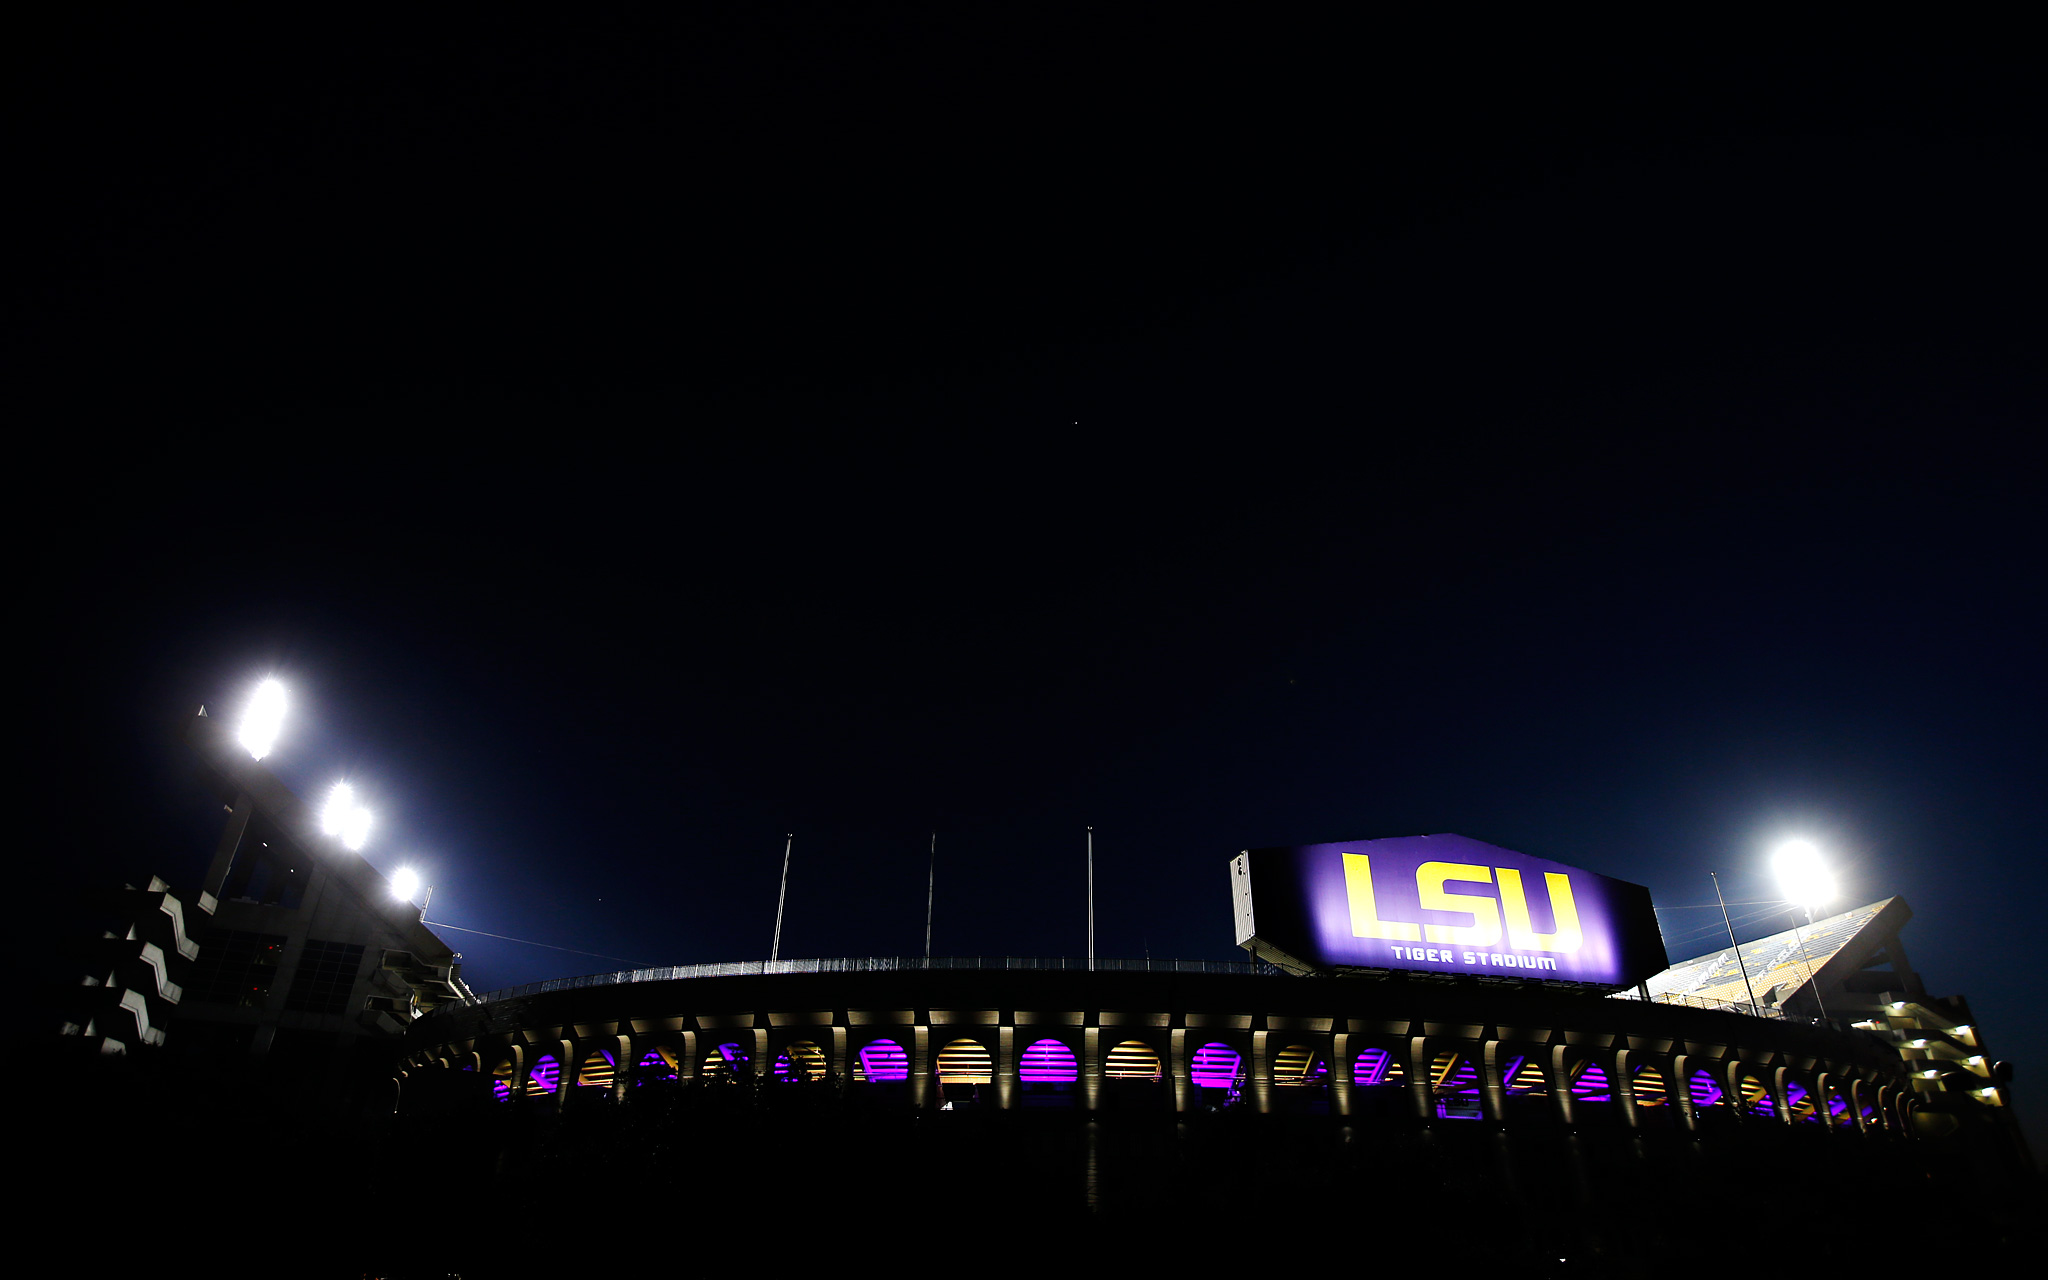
57, 705, 2032, 1269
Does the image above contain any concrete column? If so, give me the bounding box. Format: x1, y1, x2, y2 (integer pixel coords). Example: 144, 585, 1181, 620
613, 1034, 633, 1100
1251, 1030, 1272, 1114
1548, 1046, 1575, 1127
1169, 1029, 1188, 1114
1480, 1040, 1507, 1124
1331, 1031, 1353, 1118
1082, 1026, 1101, 1111
1612, 1048, 1638, 1129
679, 1030, 699, 1083
830, 1026, 848, 1089
1770, 1065, 1791, 1124
911, 1025, 932, 1109
996, 1025, 1016, 1110
1407, 1036, 1434, 1122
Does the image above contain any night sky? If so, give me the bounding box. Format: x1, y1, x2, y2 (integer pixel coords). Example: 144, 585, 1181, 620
23, 13, 2044, 1148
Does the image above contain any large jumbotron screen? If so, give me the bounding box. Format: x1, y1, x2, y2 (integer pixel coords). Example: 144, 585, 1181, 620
1232, 833, 1667, 987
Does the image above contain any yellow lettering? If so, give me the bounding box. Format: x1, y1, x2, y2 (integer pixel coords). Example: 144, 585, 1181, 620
1343, 853, 1421, 941
1416, 861, 1503, 947
1498, 869, 1583, 952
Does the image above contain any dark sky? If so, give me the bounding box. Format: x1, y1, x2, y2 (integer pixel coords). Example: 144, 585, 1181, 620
23, 12, 2044, 1144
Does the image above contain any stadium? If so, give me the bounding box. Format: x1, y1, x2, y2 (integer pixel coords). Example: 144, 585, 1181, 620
383, 846, 2025, 1267
66, 710, 2032, 1270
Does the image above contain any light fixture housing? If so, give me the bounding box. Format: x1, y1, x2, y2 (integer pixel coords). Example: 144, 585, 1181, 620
238, 678, 287, 760
1770, 838, 1836, 909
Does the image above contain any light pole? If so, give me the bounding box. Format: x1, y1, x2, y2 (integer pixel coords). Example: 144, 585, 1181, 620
1771, 838, 1836, 1023
1711, 870, 1762, 1016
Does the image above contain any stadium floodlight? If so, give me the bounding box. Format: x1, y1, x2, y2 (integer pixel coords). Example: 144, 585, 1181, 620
322, 783, 356, 837
341, 805, 372, 851
391, 867, 421, 903
1771, 838, 1834, 1022
323, 782, 373, 851
1771, 838, 1835, 909
238, 678, 287, 760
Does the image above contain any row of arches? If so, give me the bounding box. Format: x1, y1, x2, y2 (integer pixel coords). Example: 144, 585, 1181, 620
434, 1031, 1915, 1135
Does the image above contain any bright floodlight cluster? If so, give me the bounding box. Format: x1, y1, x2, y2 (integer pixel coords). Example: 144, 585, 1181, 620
322, 781, 374, 851
1771, 838, 1835, 908
391, 867, 421, 903
238, 678, 288, 760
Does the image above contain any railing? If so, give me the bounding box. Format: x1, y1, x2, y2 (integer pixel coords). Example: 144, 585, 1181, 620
1608, 989, 1793, 1021
459, 955, 1281, 1006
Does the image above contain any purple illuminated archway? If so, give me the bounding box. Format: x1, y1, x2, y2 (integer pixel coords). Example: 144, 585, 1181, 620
1190, 1043, 1241, 1088
857, 1038, 909, 1082
1019, 1038, 1079, 1083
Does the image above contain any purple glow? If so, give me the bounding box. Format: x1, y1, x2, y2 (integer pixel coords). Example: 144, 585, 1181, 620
1019, 1038, 1079, 1083
1432, 1054, 1481, 1119
1502, 1054, 1538, 1094
774, 1042, 826, 1081
1190, 1043, 1241, 1088
637, 1048, 678, 1084
1688, 1070, 1723, 1108
1786, 1082, 1821, 1124
528, 1054, 560, 1095
858, 1038, 909, 1082
1353, 1047, 1400, 1086
1241, 833, 1664, 987
1738, 1075, 1774, 1117
1570, 1061, 1611, 1102
703, 1042, 750, 1075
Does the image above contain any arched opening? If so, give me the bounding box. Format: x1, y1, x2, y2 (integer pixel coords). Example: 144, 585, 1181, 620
1785, 1079, 1821, 1125
1631, 1063, 1670, 1110
490, 1057, 515, 1102
853, 1038, 909, 1083
1569, 1059, 1613, 1106
1190, 1042, 1242, 1088
703, 1042, 752, 1081
526, 1054, 561, 1099
936, 1039, 992, 1084
936, 1038, 991, 1108
1102, 1039, 1164, 1111
1734, 1070, 1775, 1119
1273, 1044, 1327, 1087
635, 1046, 679, 1086
1018, 1038, 1079, 1107
1353, 1046, 1406, 1088
1687, 1068, 1725, 1111
1430, 1050, 1482, 1120
1104, 1040, 1162, 1080
773, 1041, 827, 1082
577, 1050, 615, 1089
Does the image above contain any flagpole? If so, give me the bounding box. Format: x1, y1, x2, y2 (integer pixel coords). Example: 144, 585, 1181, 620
1712, 870, 1761, 1016
924, 831, 936, 966
1087, 826, 1095, 972
770, 833, 792, 962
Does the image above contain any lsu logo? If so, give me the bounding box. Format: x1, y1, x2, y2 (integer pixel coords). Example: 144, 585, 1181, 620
1342, 855, 1583, 953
